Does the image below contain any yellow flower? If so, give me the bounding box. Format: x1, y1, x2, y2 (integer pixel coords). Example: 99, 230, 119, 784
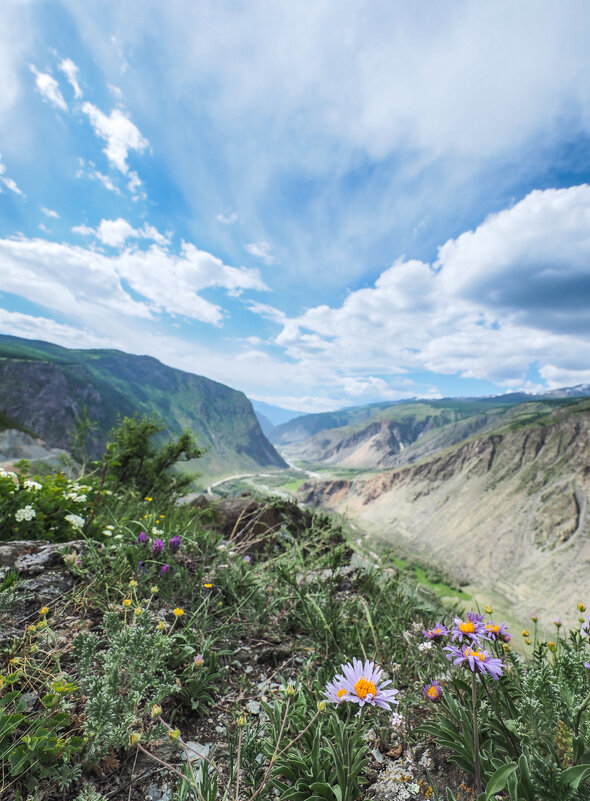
285, 684, 296, 696
167, 728, 180, 741
151, 704, 162, 717
122, 599, 132, 607
39, 606, 49, 616
135, 607, 143, 616
151, 585, 158, 594
525, 638, 532, 645
157, 620, 167, 630
203, 583, 213, 589
144, 497, 153, 502
317, 700, 327, 712
521, 629, 529, 637
27, 624, 36, 633
484, 605, 493, 615
547, 641, 556, 651
173, 608, 184, 617
129, 579, 138, 587
129, 732, 142, 746
237, 714, 247, 727
578, 603, 586, 612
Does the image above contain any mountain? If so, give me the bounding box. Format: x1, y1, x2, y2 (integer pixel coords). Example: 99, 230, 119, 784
272, 396, 583, 469
0, 335, 287, 480
298, 398, 590, 625
250, 399, 305, 427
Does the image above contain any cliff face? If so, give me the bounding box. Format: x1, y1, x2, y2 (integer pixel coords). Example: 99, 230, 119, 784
298, 403, 590, 624
0, 335, 286, 478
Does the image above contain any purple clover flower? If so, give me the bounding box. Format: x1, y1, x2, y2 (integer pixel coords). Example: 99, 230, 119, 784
422, 622, 449, 642
152, 538, 165, 556
444, 644, 504, 680
423, 680, 443, 701
137, 531, 149, 545
168, 535, 182, 553
159, 563, 171, 577
451, 612, 489, 643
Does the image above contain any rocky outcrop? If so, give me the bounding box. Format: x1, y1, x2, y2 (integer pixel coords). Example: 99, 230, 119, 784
0, 428, 70, 469
298, 407, 590, 626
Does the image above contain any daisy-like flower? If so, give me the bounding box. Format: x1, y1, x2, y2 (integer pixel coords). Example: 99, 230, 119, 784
484, 621, 511, 642
444, 644, 504, 680
423, 681, 443, 701
422, 623, 449, 642
324, 675, 349, 704
173, 607, 184, 617
451, 612, 488, 643
337, 658, 399, 710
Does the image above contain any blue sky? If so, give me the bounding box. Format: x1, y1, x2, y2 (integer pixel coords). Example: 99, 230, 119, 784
2, 1, 590, 412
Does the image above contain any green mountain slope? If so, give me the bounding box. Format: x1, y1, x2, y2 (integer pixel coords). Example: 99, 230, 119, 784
0, 335, 286, 480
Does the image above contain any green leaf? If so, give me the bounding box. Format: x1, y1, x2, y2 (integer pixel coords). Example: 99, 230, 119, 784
485, 762, 517, 799
446, 790, 455, 801
310, 782, 336, 800
559, 763, 590, 790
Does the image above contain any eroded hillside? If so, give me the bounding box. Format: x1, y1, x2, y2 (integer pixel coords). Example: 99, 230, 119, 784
298, 401, 590, 624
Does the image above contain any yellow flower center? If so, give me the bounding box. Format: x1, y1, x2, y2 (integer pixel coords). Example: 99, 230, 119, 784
459, 621, 475, 634
486, 624, 500, 634
427, 686, 439, 699
354, 677, 376, 699
337, 688, 347, 699
465, 648, 486, 661
433, 628, 441, 635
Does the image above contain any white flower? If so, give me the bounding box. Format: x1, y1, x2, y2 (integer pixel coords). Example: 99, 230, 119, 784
65, 491, 87, 502
391, 712, 405, 730
418, 641, 433, 652
24, 479, 42, 491
152, 527, 163, 535
65, 513, 85, 529
15, 505, 36, 522
102, 530, 113, 537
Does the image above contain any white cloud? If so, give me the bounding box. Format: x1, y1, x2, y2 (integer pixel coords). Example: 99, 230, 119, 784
38, 223, 51, 233
0, 153, 24, 196
30, 65, 67, 112
216, 209, 238, 225
245, 240, 279, 264
127, 170, 145, 199
0, 233, 268, 328
40, 206, 59, 219
82, 102, 149, 174
76, 159, 122, 194
0, 308, 108, 349
58, 57, 82, 98
72, 217, 170, 248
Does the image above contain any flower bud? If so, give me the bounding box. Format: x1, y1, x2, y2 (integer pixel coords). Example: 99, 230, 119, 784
129, 732, 142, 746
151, 704, 162, 718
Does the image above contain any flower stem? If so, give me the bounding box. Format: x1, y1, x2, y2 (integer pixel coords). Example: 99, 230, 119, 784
472, 672, 482, 795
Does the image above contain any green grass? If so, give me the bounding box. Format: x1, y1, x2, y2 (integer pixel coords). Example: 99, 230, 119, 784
391, 556, 471, 601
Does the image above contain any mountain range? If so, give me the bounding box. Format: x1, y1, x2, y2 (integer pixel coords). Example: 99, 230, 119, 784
0, 335, 286, 480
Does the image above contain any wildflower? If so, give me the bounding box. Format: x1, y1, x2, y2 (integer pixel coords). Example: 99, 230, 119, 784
15, 505, 36, 522
24, 479, 42, 491
157, 621, 167, 630
324, 676, 348, 704
317, 700, 327, 712
285, 683, 296, 696
451, 613, 488, 643
173, 608, 184, 617
151, 585, 158, 594
122, 599, 132, 607
152, 526, 164, 536
423, 681, 443, 701
65, 513, 85, 528
243, 555, 251, 563
444, 644, 504, 680
27, 624, 36, 632
160, 564, 171, 577
144, 497, 153, 502
137, 531, 149, 545
152, 538, 165, 555
168, 728, 180, 741
422, 623, 449, 642
135, 607, 142, 616
39, 606, 49, 616
547, 641, 556, 651
203, 582, 213, 589
579, 603, 587, 613
554, 617, 563, 629
391, 711, 405, 730
194, 654, 204, 667
484, 604, 493, 614
151, 704, 162, 717
485, 621, 510, 642
169, 535, 182, 552
521, 629, 530, 637
129, 732, 142, 746
237, 714, 247, 727
418, 641, 433, 652
530, 612, 538, 622
102, 529, 113, 537
584, 663, 590, 672
335, 658, 399, 710
129, 579, 138, 587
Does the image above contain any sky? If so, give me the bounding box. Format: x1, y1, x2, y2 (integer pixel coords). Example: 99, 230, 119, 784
1, 1, 590, 413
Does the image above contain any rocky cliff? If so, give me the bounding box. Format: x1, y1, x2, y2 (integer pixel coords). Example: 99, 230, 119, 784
298, 401, 590, 625
0, 335, 286, 479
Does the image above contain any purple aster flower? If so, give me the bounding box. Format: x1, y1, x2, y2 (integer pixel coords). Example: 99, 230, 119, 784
243, 555, 251, 563
159, 563, 171, 577
169, 535, 182, 553
484, 621, 510, 642
324, 675, 349, 704
444, 644, 504, 680
422, 622, 449, 642
338, 658, 399, 710
152, 538, 165, 556
423, 680, 443, 701
451, 612, 489, 643
137, 531, 149, 545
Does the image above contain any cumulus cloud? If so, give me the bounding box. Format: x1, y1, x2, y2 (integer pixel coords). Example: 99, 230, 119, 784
82, 102, 149, 174
245, 240, 279, 264
72, 217, 169, 248
0, 233, 268, 328
58, 57, 82, 98
30, 65, 67, 111
0, 308, 108, 349
265, 185, 590, 391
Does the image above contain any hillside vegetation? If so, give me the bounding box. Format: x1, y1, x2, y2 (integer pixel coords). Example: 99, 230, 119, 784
0, 335, 286, 482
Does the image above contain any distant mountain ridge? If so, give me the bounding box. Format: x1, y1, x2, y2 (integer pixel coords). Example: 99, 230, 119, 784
0, 335, 286, 479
